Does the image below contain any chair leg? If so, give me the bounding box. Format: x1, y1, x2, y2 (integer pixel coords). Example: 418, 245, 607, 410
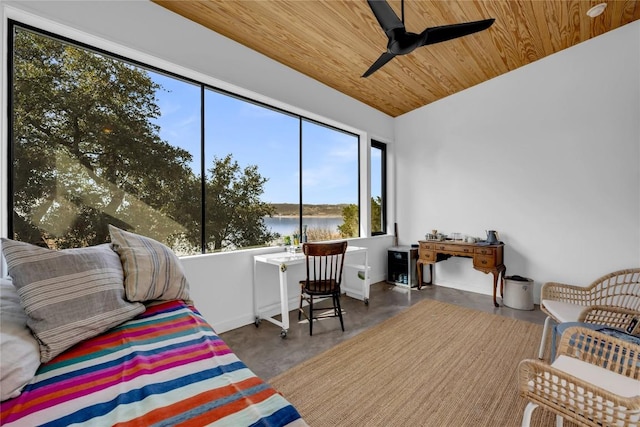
308, 295, 313, 336
550, 323, 559, 361
335, 293, 344, 331
298, 292, 303, 321
538, 316, 553, 359
521, 402, 538, 427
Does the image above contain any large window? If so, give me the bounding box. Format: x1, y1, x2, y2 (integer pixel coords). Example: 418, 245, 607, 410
8, 22, 362, 254
302, 120, 359, 241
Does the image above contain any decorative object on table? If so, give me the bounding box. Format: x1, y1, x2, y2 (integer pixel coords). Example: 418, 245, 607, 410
537, 268, 640, 360
518, 326, 640, 427
450, 232, 462, 241
485, 230, 499, 244
424, 229, 440, 240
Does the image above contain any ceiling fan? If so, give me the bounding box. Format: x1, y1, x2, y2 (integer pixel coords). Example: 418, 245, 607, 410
362, 0, 495, 77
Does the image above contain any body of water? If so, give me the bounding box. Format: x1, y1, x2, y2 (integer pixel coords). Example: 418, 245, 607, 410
264, 216, 342, 236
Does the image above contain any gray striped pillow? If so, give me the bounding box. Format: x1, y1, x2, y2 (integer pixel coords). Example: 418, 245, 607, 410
0, 239, 145, 363
108, 225, 191, 303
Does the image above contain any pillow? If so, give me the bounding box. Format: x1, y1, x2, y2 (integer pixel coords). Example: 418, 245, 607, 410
0, 277, 40, 401
1, 239, 145, 363
108, 225, 191, 303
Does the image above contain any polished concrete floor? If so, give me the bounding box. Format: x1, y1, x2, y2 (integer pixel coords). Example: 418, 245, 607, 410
219, 281, 547, 381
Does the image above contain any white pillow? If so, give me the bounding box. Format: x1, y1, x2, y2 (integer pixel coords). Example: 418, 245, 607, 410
108, 225, 191, 303
0, 277, 40, 401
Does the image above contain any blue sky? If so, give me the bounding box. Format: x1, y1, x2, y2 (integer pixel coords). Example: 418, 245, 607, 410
150, 72, 365, 205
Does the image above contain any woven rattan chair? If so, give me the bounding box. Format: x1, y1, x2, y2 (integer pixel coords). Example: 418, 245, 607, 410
519, 326, 640, 427
298, 241, 348, 336
537, 268, 640, 359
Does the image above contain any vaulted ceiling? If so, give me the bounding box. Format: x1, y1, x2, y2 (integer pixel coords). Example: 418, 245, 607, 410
153, 1, 639, 117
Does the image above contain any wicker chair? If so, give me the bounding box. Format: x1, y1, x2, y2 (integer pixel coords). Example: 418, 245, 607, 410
519, 326, 640, 427
537, 268, 640, 360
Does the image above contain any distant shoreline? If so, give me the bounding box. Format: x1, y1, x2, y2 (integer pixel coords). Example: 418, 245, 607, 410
268, 214, 341, 218
269, 203, 347, 217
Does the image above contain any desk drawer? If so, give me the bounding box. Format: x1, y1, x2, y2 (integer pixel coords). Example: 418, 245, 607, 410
435, 243, 473, 255
420, 251, 435, 262
420, 242, 435, 250
474, 247, 495, 256
474, 255, 496, 268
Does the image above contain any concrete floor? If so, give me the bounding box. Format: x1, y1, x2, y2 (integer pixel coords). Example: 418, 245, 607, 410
219, 281, 547, 381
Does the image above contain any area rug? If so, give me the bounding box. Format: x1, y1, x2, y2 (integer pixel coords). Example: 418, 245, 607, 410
270, 299, 573, 426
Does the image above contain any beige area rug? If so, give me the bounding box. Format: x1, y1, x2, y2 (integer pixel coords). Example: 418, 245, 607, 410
271, 299, 576, 427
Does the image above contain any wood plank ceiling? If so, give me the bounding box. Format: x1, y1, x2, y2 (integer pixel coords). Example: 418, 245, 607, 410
153, 1, 640, 117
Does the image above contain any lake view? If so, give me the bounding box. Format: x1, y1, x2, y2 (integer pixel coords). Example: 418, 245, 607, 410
264, 216, 342, 236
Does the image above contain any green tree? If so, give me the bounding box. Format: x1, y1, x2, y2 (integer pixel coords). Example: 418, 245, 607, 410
338, 204, 358, 238
205, 155, 277, 251
371, 196, 382, 233
12, 28, 199, 249
339, 197, 381, 237
12, 27, 279, 253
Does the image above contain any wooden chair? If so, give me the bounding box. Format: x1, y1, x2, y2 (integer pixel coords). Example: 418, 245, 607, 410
519, 326, 640, 426
298, 241, 348, 336
538, 268, 640, 360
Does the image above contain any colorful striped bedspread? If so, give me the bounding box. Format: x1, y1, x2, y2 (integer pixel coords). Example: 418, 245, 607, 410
1, 300, 307, 427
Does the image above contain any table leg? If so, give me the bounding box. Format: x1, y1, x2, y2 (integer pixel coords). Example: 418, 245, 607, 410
278, 267, 290, 335
364, 251, 370, 304
253, 259, 259, 324
492, 271, 500, 307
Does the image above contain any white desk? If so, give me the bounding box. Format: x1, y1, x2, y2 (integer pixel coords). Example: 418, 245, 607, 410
253, 245, 370, 337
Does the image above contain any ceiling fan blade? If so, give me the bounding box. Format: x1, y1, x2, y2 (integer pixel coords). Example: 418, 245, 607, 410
420, 18, 495, 46
367, 0, 404, 36
362, 52, 396, 78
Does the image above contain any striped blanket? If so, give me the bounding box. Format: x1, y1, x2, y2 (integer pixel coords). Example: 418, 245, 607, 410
1, 300, 307, 427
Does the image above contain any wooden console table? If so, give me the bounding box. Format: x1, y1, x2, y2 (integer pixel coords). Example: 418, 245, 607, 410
416, 240, 506, 307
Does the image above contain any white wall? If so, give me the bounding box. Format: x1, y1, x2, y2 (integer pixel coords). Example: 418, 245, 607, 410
0, 1, 395, 332
395, 21, 640, 302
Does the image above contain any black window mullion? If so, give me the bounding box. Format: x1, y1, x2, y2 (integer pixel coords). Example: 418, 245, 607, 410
200, 86, 206, 254
7, 23, 16, 238
298, 118, 303, 237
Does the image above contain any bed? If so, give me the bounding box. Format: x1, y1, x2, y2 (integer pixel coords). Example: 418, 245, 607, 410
0, 225, 307, 427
